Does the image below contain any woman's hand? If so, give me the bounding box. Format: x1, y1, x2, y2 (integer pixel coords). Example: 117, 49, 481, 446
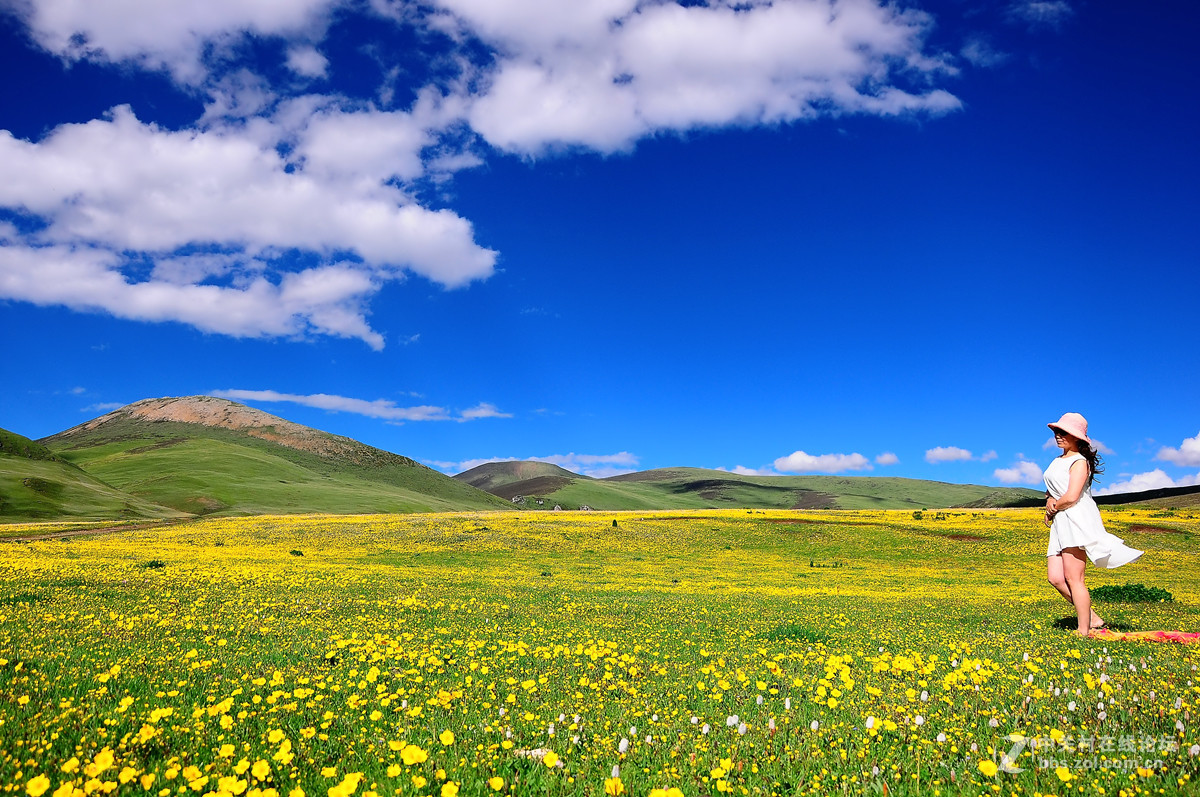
1044, 499, 1057, 527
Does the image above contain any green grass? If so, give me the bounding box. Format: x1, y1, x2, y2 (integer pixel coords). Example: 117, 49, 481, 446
493, 466, 1043, 511
55, 435, 509, 516
1, 508, 1197, 797
0, 451, 185, 522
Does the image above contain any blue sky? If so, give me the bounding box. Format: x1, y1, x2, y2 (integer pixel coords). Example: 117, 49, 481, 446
1, 0, 1197, 493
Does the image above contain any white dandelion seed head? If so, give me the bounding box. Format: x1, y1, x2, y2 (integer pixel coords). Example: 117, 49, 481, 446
914, 716, 924, 726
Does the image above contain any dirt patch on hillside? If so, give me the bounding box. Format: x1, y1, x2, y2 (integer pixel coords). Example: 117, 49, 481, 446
49, 396, 418, 467
492, 476, 574, 500
791, 490, 838, 509
944, 533, 987, 541
1127, 524, 1186, 535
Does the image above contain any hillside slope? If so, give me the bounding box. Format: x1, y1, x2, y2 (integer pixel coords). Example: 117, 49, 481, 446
40, 396, 511, 516
454, 461, 587, 498
456, 462, 1045, 510
0, 427, 184, 520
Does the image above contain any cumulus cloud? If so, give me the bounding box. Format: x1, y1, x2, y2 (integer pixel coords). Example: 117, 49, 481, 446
980, 450, 998, 462
1094, 469, 1200, 496
286, 45, 329, 78
15, 0, 338, 83
2, 0, 962, 345
456, 0, 961, 154
993, 461, 1043, 485
925, 446, 973, 464
446, 451, 639, 478
1156, 431, 1200, 467
773, 451, 872, 474
0, 103, 496, 348
875, 452, 900, 466
210, 389, 509, 422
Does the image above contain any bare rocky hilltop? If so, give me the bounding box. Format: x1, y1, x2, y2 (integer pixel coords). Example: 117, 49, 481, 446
47, 395, 417, 468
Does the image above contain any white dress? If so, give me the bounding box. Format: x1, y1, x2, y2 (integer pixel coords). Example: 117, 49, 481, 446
1044, 452, 1143, 568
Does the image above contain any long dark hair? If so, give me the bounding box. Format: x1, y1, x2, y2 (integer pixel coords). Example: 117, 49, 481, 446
1078, 440, 1104, 488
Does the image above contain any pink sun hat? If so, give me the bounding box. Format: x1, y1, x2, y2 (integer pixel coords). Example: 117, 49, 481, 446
1048, 412, 1091, 444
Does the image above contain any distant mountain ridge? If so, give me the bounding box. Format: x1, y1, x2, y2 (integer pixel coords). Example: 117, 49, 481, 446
31, 396, 509, 518
454, 461, 1046, 510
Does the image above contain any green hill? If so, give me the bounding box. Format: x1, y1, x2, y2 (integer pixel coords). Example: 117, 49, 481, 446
456, 462, 1044, 510
38, 396, 511, 517
454, 461, 588, 498
0, 427, 185, 521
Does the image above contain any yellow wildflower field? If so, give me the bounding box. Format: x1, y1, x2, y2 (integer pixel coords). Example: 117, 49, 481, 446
1, 508, 1198, 797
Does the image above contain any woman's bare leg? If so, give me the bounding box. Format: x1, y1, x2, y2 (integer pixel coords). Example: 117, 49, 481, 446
1061, 547, 1092, 636
1048, 553, 1104, 628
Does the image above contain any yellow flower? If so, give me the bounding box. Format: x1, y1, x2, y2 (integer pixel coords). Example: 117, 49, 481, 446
1054, 767, 1073, 782
52, 782, 74, 797
487, 777, 503, 791
978, 760, 998, 777
401, 746, 428, 766
666, 790, 684, 797
649, 790, 667, 797
386, 765, 401, 778
439, 730, 455, 746
268, 730, 285, 744
140, 774, 156, 790
320, 769, 337, 779
251, 761, 272, 781
26, 776, 51, 797
604, 779, 624, 797
542, 751, 559, 768
410, 777, 426, 789
61, 759, 80, 774
289, 790, 305, 797
440, 783, 459, 797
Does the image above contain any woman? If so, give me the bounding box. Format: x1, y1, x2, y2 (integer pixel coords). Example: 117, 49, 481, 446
1044, 412, 1143, 637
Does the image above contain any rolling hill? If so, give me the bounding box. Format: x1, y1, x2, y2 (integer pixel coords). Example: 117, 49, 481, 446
36, 396, 511, 517
0, 427, 186, 521
454, 462, 1045, 510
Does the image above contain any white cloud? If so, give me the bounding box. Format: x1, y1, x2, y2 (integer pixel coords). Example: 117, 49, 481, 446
993, 461, 1043, 485
2, 0, 962, 346
980, 450, 998, 462
875, 452, 899, 466
459, 0, 961, 155
83, 402, 125, 413
773, 451, 872, 474
210, 389, 509, 422
925, 446, 973, 464
286, 45, 329, 78
1007, 1, 1075, 30
1156, 431, 1200, 467
1094, 469, 1200, 496
446, 451, 639, 478
16, 0, 339, 83
961, 38, 1009, 68
458, 403, 514, 421
0, 104, 496, 347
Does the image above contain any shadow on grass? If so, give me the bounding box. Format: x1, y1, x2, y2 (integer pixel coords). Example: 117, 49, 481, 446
1052, 616, 1134, 632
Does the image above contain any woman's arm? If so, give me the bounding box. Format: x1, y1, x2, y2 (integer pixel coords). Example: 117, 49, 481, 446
1049, 460, 1090, 516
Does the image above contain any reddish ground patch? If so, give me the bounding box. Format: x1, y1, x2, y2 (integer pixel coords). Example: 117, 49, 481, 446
1128, 524, 1185, 534
945, 533, 987, 541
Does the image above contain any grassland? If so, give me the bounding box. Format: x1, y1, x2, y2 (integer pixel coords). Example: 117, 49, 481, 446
0, 429, 185, 521
37, 403, 510, 517
1, 507, 1197, 796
